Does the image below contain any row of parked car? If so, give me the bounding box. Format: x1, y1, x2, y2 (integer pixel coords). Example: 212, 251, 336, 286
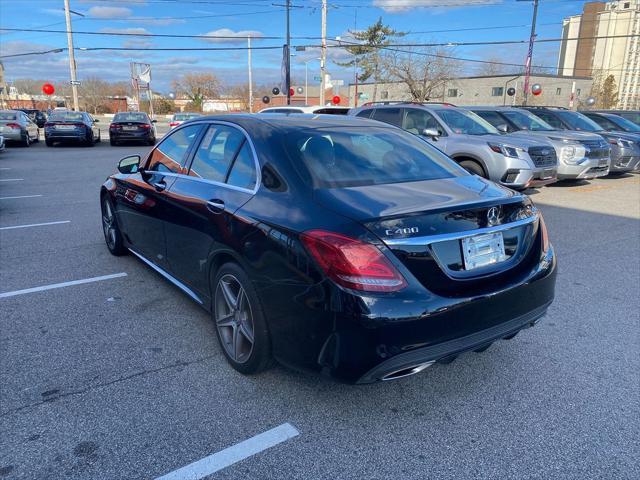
259, 103, 640, 190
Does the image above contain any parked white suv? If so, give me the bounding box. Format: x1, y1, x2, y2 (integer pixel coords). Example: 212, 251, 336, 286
470, 107, 610, 180
351, 103, 558, 190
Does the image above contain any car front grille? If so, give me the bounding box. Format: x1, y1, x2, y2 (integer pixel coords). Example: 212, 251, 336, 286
581, 140, 610, 159
528, 146, 558, 168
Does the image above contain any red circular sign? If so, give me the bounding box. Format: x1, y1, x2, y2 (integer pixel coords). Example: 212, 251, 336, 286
42, 83, 55, 95
289, 88, 295, 97
531, 84, 542, 96
332, 95, 341, 105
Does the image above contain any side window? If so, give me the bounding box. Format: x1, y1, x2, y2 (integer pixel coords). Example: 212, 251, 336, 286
227, 142, 257, 190
589, 115, 617, 131
535, 112, 563, 129
148, 124, 202, 173
402, 109, 443, 135
372, 108, 402, 127
189, 125, 245, 182
356, 109, 373, 119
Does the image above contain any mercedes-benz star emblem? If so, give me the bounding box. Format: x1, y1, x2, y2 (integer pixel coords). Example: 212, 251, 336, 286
487, 206, 502, 226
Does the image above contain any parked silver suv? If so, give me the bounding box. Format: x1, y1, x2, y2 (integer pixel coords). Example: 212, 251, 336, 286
351, 103, 558, 190
470, 107, 610, 180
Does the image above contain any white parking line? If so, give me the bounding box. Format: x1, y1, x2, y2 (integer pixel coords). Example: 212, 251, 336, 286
0, 195, 43, 200
0, 272, 128, 299
0, 220, 70, 230
0, 167, 11, 170
154, 423, 300, 480
0, 178, 24, 182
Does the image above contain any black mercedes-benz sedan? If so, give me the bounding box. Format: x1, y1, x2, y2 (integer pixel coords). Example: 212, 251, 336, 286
100, 114, 556, 383
109, 111, 157, 146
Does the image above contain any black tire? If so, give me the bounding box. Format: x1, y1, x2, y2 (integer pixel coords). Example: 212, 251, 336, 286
86, 132, 95, 147
459, 159, 486, 178
110, 138, 118, 146
96, 130, 101, 143
101, 195, 127, 256
22, 132, 31, 147
45, 138, 54, 147
147, 137, 156, 146
211, 262, 272, 375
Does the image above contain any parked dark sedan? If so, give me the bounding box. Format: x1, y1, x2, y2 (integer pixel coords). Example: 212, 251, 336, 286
100, 115, 556, 383
45, 110, 101, 146
581, 111, 640, 134
17, 108, 47, 128
109, 111, 157, 146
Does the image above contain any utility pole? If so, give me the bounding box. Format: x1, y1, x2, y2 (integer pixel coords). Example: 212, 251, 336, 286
63, 0, 79, 111
286, 0, 291, 105
521, 0, 539, 106
247, 36, 254, 112
320, 0, 327, 106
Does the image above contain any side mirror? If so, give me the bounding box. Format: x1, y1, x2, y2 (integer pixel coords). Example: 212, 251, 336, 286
423, 128, 440, 138
496, 124, 509, 133
117, 155, 141, 174
93, 118, 100, 123
151, 119, 157, 123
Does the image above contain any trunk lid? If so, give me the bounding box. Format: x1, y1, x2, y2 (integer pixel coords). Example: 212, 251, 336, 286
314, 175, 541, 297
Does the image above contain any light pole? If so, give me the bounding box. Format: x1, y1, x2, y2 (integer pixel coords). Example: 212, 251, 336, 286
63, 0, 81, 111
518, 0, 540, 106
320, 0, 327, 106
247, 36, 253, 112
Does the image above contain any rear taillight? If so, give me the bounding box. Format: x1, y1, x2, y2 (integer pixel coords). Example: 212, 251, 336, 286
169, 122, 178, 127
141, 124, 151, 130
539, 215, 549, 254
6, 123, 20, 129
109, 123, 118, 129
300, 230, 407, 292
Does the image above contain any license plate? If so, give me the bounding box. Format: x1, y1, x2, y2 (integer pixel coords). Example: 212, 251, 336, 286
55, 125, 75, 130
122, 126, 137, 131
461, 232, 507, 270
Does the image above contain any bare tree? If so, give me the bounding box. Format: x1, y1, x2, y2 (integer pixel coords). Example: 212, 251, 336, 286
172, 73, 221, 111
226, 83, 251, 111
384, 47, 461, 102
79, 77, 110, 114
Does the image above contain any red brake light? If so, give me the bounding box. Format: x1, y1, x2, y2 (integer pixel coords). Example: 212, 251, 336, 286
169, 121, 178, 127
6, 123, 20, 129
300, 230, 407, 292
141, 124, 151, 129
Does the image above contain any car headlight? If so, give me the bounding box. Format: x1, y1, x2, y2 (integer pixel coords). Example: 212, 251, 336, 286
488, 142, 520, 158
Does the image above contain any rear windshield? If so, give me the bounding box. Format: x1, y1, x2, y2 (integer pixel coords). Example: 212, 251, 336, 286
49, 112, 84, 122
501, 110, 556, 131
0, 112, 17, 120
313, 108, 349, 115
286, 126, 464, 188
437, 109, 498, 135
556, 111, 601, 132
114, 112, 148, 122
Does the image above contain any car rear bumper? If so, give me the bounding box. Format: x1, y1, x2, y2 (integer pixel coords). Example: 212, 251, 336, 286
0, 129, 23, 141
110, 131, 154, 141
263, 244, 557, 384
46, 132, 86, 140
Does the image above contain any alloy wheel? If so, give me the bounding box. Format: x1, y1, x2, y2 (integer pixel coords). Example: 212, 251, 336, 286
101, 199, 117, 249
215, 274, 255, 364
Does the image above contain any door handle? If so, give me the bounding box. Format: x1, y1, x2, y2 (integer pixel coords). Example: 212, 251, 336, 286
207, 199, 225, 213
153, 180, 167, 192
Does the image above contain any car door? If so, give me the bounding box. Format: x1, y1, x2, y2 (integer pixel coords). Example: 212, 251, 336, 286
401, 108, 449, 150
164, 123, 258, 299
114, 124, 204, 268
22, 113, 38, 138
86, 114, 99, 138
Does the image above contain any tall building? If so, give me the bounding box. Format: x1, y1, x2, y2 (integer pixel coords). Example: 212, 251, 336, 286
557, 0, 640, 109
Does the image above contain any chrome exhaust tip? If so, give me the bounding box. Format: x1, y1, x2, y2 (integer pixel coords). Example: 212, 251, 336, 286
381, 361, 435, 381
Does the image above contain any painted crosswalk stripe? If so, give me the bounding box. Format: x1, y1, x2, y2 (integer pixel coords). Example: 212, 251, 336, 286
0, 273, 128, 298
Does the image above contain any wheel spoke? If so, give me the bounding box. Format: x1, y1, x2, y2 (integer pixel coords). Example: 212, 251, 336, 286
239, 321, 254, 344
231, 324, 241, 361
220, 279, 238, 311
216, 312, 235, 328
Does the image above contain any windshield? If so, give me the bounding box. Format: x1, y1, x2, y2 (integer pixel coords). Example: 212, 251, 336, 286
437, 109, 498, 135
0, 112, 17, 120
286, 126, 465, 188
556, 111, 602, 132
114, 113, 148, 122
502, 110, 555, 131
609, 115, 640, 132
49, 112, 84, 122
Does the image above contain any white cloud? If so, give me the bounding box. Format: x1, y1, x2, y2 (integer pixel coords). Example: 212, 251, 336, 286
373, 0, 501, 13
88, 6, 132, 19
200, 28, 264, 44
100, 27, 151, 35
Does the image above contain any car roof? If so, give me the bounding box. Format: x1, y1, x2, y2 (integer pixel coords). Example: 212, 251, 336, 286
190, 113, 390, 131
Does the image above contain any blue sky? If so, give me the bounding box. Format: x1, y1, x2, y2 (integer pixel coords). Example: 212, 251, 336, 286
0, 0, 590, 93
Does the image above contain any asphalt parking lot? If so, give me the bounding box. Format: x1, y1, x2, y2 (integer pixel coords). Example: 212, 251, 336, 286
1, 140, 639, 480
